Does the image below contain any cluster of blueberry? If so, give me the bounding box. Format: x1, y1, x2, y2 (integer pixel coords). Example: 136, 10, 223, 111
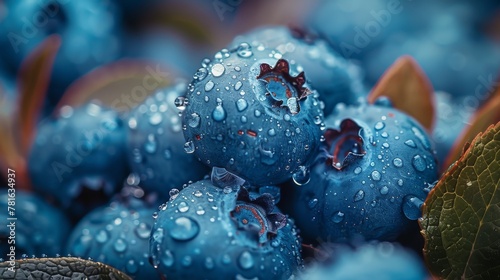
0, 1, 498, 279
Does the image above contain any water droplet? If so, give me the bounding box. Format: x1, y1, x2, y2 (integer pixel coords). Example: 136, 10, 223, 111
182, 256, 192, 267
149, 113, 163, 126
308, 198, 318, 209
354, 167, 362, 174
397, 179, 404, 186
164, 148, 172, 160
371, 170, 381, 181
236, 99, 248, 112
237, 43, 253, 58
152, 228, 164, 244
234, 81, 243, 91
135, 223, 151, 239
128, 117, 137, 129
102, 118, 118, 131
354, 190, 365, 202
254, 110, 261, 117
211, 63, 225, 77
196, 206, 205, 215
194, 67, 208, 81
412, 127, 430, 149
96, 230, 108, 243
380, 186, 389, 195
144, 134, 157, 154
126, 259, 138, 275
205, 80, 215, 91
178, 201, 189, 212
393, 158, 403, 167
205, 257, 214, 269
174, 96, 187, 111
184, 141, 195, 153
188, 113, 201, 128
212, 104, 226, 122
404, 140, 416, 148
114, 238, 127, 253
331, 211, 345, 223
222, 254, 231, 264
238, 251, 254, 270
162, 250, 174, 267
287, 97, 299, 114
169, 188, 180, 200
412, 155, 426, 172
402, 195, 424, 220
170, 217, 200, 241
292, 166, 310, 185
374, 122, 385, 130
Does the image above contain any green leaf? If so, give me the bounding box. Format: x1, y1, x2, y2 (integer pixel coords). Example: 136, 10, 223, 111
0, 257, 132, 280
420, 122, 500, 279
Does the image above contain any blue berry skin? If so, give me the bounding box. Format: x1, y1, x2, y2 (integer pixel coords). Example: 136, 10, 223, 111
281, 102, 438, 243
0, 191, 70, 257
0, 0, 122, 104
231, 25, 367, 116
149, 179, 303, 280
300, 242, 428, 280
65, 196, 158, 279
28, 103, 129, 218
181, 45, 324, 186
126, 81, 210, 200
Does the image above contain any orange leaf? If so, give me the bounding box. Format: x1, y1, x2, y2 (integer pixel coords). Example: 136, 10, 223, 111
16, 34, 61, 156
443, 86, 500, 170
368, 55, 435, 132
55, 60, 173, 114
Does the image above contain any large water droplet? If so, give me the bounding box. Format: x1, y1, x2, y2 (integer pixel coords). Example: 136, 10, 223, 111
371, 170, 381, 181
205, 80, 215, 92
194, 67, 208, 81
135, 223, 151, 239
174, 96, 187, 111
114, 238, 127, 253
212, 104, 226, 122
380, 186, 389, 195
178, 201, 189, 212
354, 190, 365, 202
162, 250, 174, 267
238, 251, 254, 270
237, 43, 253, 58
234, 81, 243, 91
211, 63, 225, 77
184, 141, 195, 154
412, 155, 426, 172
331, 211, 345, 223
292, 166, 310, 186
354, 167, 362, 174
188, 113, 201, 128
149, 112, 163, 126
374, 121, 385, 130
402, 195, 424, 220
170, 217, 200, 241
404, 139, 416, 148
236, 99, 248, 112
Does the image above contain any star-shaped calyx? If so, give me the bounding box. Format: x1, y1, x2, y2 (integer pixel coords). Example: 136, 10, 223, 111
230, 187, 287, 244
323, 119, 366, 170
257, 59, 311, 115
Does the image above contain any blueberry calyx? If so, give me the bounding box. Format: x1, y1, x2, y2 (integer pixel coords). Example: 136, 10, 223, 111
231, 187, 287, 243
323, 118, 366, 170
257, 59, 311, 114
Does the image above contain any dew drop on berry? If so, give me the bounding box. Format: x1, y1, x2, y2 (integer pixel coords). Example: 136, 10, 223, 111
188, 113, 201, 128
162, 250, 174, 267
236, 98, 248, 112
237, 43, 253, 58
170, 217, 200, 241
308, 198, 318, 209
393, 158, 403, 167
184, 141, 195, 154
95, 230, 108, 243
194, 67, 208, 81
205, 80, 215, 91
174, 96, 187, 111
374, 121, 385, 130
135, 223, 151, 239
371, 170, 381, 181
169, 188, 180, 200
412, 155, 426, 172
331, 211, 345, 223
292, 165, 310, 185
177, 201, 189, 212
238, 251, 254, 270
212, 104, 226, 122
353, 190, 365, 202
211, 64, 225, 77
354, 167, 362, 174
380, 186, 389, 195
404, 139, 416, 148
402, 195, 424, 220
126, 259, 138, 275
196, 206, 205, 215
234, 81, 243, 91
114, 238, 127, 253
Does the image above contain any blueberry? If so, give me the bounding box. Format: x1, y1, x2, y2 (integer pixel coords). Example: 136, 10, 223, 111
0, 0, 122, 104
28, 102, 129, 219
0, 191, 70, 257
65, 195, 158, 278
231, 25, 367, 115
281, 102, 438, 243
181, 45, 324, 186
127, 81, 210, 200
300, 242, 428, 280
149, 177, 303, 280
